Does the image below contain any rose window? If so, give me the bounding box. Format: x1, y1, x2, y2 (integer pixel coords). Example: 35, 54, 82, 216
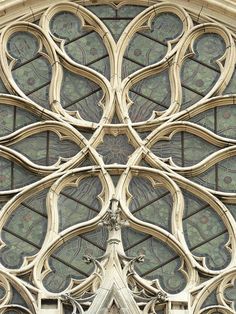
0, 1, 236, 313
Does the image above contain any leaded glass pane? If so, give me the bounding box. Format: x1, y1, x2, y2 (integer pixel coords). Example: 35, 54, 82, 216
58, 176, 102, 230
43, 228, 108, 292
128, 176, 172, 232
96, 134, 135, 164
0, 1, 236, 313
122, 228, 187, 294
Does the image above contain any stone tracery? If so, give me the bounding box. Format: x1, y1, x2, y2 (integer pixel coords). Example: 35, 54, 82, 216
0, 1, 236, 313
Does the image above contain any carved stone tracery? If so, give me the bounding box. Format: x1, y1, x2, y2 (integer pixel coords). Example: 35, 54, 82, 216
0, 0, 235, 313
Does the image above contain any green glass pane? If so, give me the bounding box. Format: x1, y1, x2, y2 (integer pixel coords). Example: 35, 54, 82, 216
151, 132, 182, 165
224, 68, 236, 94
103, 19, 131, 41
13, 162, 41, 188
122, 58, 142, 78
0, 158, 39, 191
63, 305, 74, 314
0, 229, 37, 269
48, 132, 79, 164
11, 133, 47, 165
0, 188, 48, 269
181, 59, 219, 104
181, 33, 225, 109
0, 286, 5, 299
129, 70, 170, 122
224, 204, 236, 221
218, 157, 236, 192
193, 233, 230, 269
181, 87, 202, 109
65, 32, 107, 65
96, 134, 135, 164
86, 5, 116, 18
89, 56, 110, 79
50, 12, 83, 41
122, 228, 186, 294
182, 190, 206, 218
151, 132, 218, 167
191, 156, 236, 192
128, 177, 172, 232
15, 107, 39, 129
201, 290, 218, 308
43, 228, 108, 292
0, 158, 12, 190
7, 32, 39, 63
61, 70, 103, 122
125, 34, 167, 69
11, 131, 79, 166
58, 176, 102, 231
0, 105, 14, 136
11, 286, 28, 308
66, 90, 103, 123
65, 32, 109, 77
0, 77, 8, 93
191, 165, 217, 190
123, 12, 182, 75
183, 133, 217, 166
0, 105, 39, 137
191, 106, 236, 139
181, 59, 219, 95
183, 199, 230, 269
142, 12, 183, 43
4, 206, 46, 245
129, 91, 167, 122
216, 106, 236, 139
28, 85, 50, 109
193, 33, 226, 69
0, 158, 40, 190
190, 108, 215, 132
224, 282, 236, 310
23, 189, 48, 216
117, 5, 146, 17
0, 201, 8, 211
13, 57, 51, 93
12, 57, 51, 107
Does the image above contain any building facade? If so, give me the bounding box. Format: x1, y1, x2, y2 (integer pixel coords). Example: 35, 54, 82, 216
0, 0, 236, 313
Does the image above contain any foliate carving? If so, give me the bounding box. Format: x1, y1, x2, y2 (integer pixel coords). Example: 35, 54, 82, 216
128, 277, 168, 313
83, 254, 105, 279
122, 254, 168, 311
100, 198, 128, 231
61, 292, 95, 314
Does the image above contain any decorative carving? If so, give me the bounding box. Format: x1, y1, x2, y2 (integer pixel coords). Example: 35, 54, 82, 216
61, 292, 95, 314
83, 254, 105, 279
129, 277, 168, 312
120, 253, 168, 311
100, 198, 127, 231
0, 1, 235, 313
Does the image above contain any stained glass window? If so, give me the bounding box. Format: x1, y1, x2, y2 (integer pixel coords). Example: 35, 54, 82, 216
0, 1, 236, 313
